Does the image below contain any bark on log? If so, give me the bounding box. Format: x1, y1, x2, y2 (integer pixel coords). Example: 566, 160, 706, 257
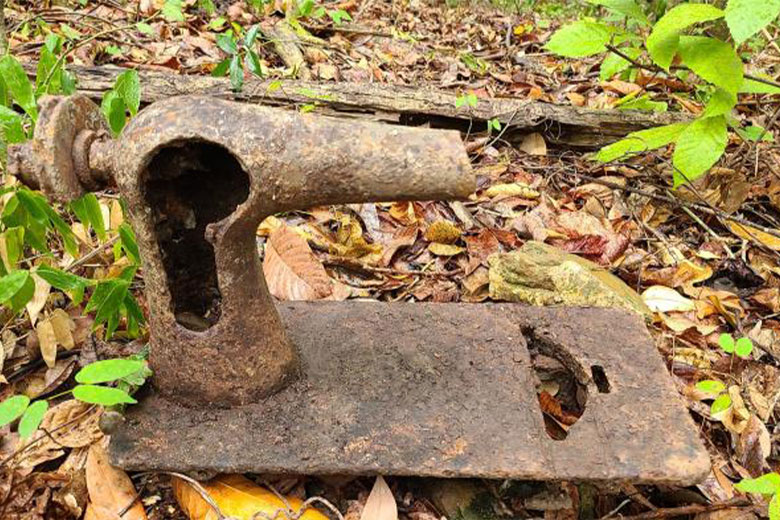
36, 63, 689, 147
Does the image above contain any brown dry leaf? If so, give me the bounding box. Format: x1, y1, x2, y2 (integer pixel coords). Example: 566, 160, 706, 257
726, 221, 780, 250
173, 474, 328, 520
26, 274, 50, 326
389, 201, 419, 225
360, 476, 398, 520
36, 319, 57, 368
86, 441, 147, 520
263, 225, 336, 301
50, 309, 75, 350
380, 226, 418, 267
736, 414, 770, 476
424, 221, 461, 244
519, 133, 547, 156
752, 288, 780, 313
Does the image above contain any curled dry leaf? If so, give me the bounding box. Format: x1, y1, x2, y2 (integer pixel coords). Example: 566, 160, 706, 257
360, 476, 398, 520
173, 474, 328, 520
642, 285, 696, 313
36, 319, 57, 369
727, 221, 780, 250
262, 225, 346, 301
26, 273, 50, 326
86, 441, 147, 520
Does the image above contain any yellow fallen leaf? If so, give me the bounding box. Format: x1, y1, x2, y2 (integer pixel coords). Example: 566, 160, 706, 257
36, 319, 57, 368
424, 221, 461, 244
428, 243, 465, 256
727, 221, 780, 250
26, 273, 50, 326
86, 442, 147, 520
641, 285, 695, 313
109, 199, 124, 231
484, 183, 540, 199
173, 474, 328, 520
360, 476, 397, 520
257, 215, 283, 237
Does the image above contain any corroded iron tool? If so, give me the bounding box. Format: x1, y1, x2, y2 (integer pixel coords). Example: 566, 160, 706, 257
9, 94, 709, 483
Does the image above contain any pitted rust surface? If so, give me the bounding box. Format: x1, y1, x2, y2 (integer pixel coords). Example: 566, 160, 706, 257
109, 302, 710, 484
9, 94, 473, 407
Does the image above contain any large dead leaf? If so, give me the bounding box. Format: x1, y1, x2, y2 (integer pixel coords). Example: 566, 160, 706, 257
360, 476, 398, 520
86, 441, 146, 520
173, 474, 328, 520
727, 221, 780, 250
263, 225, 347, 301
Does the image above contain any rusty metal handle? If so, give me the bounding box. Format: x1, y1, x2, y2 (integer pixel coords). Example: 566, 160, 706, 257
9, 94, 475, 407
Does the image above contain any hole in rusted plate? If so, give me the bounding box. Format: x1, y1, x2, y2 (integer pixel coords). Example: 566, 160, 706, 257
143, 141, 249, 331
590, 365, 611, 394
523, 328, 588, 441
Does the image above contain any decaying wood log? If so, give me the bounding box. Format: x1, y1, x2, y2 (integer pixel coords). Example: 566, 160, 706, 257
32, 63, 689, 147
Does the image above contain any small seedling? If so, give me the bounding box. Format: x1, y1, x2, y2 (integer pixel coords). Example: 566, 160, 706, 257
487, 118, 502, 133
212, 24, 266, 92
719, 332, 753, 358
736, 473, 780, 520
695, 379, 731, 418
0, 356, 151, 439
455, 92, 478, 109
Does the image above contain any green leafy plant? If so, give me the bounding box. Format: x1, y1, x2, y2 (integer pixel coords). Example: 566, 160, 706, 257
545, 0, 780, 186
718, 332, 754, 358
695, 379, 732, 418
487, 118, 502, 133
0, 50, 145, 340
455, 92, 479, 109
736, 473, 780, 519
0, 357, 151, 439
212, 24, 266, 92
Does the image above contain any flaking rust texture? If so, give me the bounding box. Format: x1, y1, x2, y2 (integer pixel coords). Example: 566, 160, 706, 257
10, 94, 709, 483
110, 302, 710, 484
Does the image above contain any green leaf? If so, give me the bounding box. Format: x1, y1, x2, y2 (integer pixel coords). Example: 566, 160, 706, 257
735, 473, 780, 495
216, 33, 238, 55
696, 380, 726, 394
18, 400, 48, 438
678, 36, 743, 94
76, 359, 147, 384
703, 88, 737, 118
212, 58, 231, 77
736, 125, 773, 142
71, 193, 107, 242
136, 22, 155, 35
545, 21, 611, 58
770, 493, 780, 520
0, 55, 38, 121
229, 54, 244, 92
600, 47, 641, 81
114, 69, 140, 116
8, 273, 33, 313
72, 384, 137, 406
587, 0, 649, 25
646, 4, 724, 70
101, 90, 127, 136
245, 25, 261, 47
0, 270, 30, 303
735, 337, 753, 358
87, 279, 130, 328
162, 0, 185, 22
594, 122, 688, 162
719, 332, 735, 353
616, 94, 667, 112
327, 9, 353, 25
0, 106, 25, 143
118, 223, 140, 264
0, 395, 29, 426
710, 393, 732, 415
672, 115, 727, 186
245, 51, 264, 78
725, 0, 780, 45
35, 265, 90, 291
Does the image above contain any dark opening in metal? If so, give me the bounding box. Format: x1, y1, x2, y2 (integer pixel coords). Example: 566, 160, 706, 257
143, 142, 250, 331
523, 329, 588, 441
591, 365, 611, 394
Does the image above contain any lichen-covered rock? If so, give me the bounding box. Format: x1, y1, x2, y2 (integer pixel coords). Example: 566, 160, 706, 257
488, 241, 650, 316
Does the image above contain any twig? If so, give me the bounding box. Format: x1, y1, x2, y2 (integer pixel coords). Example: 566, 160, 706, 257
603, 498, 753, 520
65, 235, 120, 272
322, 254, 463, 278
605, 44, 780, 90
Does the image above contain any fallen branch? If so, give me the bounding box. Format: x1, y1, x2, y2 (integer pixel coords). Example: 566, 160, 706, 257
28, 62, 689, 147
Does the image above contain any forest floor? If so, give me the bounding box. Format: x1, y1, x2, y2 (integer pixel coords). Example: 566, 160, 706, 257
1, 0, 780, 519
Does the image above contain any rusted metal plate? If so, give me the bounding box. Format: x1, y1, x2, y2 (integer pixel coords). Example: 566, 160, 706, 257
110, 302, 708, 484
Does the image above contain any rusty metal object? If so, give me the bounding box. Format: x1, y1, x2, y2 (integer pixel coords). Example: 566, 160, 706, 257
110, 302, 710, 483
9, 94, 472, 407
9, 94, 709, 482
